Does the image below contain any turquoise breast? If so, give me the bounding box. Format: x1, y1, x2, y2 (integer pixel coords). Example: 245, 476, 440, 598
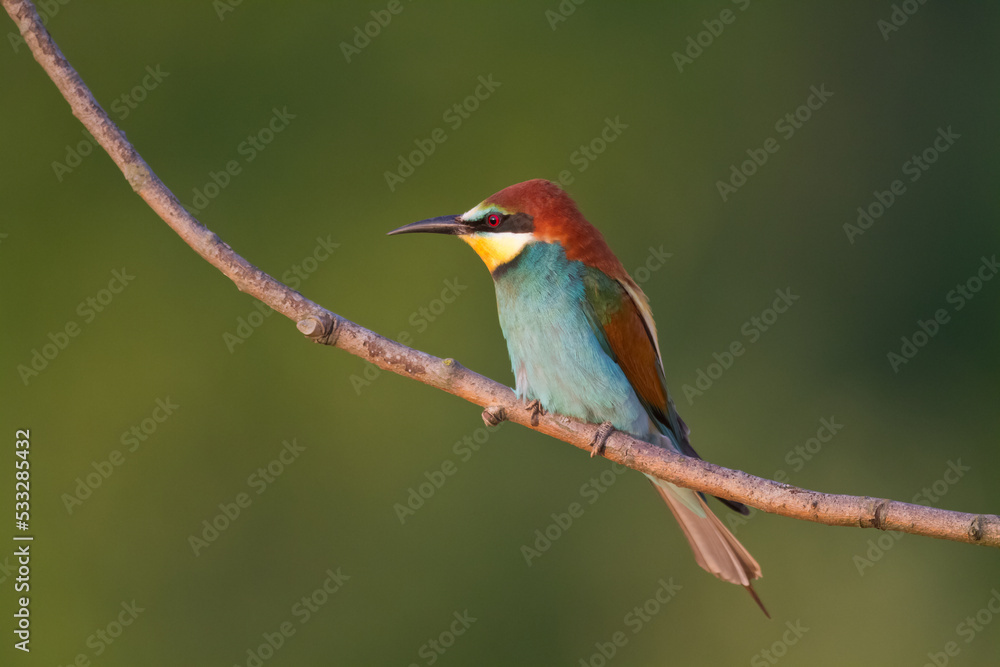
492, 242, 651, 437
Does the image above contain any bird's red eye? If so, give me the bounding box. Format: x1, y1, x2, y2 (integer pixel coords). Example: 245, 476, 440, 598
487, 213, 502, 227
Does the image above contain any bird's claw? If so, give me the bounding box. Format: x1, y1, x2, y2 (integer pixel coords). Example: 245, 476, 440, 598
589, 421, 615, 458
525, 399, 545, 426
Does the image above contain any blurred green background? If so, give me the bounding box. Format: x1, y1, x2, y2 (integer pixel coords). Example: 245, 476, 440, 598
2, 1, 999, 665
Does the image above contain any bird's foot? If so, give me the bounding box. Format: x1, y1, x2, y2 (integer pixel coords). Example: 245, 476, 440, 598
589, 421, 615, 458
525, 399, 545, 427
481, 405, 507, 427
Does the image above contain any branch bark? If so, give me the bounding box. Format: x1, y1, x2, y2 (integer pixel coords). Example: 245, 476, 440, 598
6, 0, 998, 549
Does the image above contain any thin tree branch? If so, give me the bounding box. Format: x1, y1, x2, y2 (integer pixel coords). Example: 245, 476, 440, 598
6, 0, 997, 549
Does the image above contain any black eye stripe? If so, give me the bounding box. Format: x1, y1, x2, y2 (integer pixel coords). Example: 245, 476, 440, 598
479, 212, 534, 233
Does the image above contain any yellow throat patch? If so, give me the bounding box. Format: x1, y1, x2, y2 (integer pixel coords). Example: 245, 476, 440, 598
459, 233, 534, 272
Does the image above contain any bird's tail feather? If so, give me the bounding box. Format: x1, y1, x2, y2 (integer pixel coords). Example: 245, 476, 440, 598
646, 475, 768, 617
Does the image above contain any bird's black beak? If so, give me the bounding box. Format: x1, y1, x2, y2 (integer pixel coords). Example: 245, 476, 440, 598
386, 215, 469, 236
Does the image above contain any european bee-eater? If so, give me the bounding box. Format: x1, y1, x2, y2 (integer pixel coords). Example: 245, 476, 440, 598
388, 179, 765, 614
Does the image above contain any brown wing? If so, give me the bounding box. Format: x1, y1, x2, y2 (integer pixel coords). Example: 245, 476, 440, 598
601, 287, 672, 426
583, 268, 671, 428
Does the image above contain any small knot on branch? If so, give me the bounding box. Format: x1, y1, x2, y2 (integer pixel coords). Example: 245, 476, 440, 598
440, 358, 466, 386
969, 515, 986, 542
482, 405, 506, 427
297, 313, 340, 346
871, 499, 892, 531
124, 162, 151, 193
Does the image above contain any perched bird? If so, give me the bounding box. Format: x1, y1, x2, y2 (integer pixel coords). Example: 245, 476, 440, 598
388, 179, 766, 614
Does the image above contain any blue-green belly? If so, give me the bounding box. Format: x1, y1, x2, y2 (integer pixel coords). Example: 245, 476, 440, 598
492, 242, 652, 438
